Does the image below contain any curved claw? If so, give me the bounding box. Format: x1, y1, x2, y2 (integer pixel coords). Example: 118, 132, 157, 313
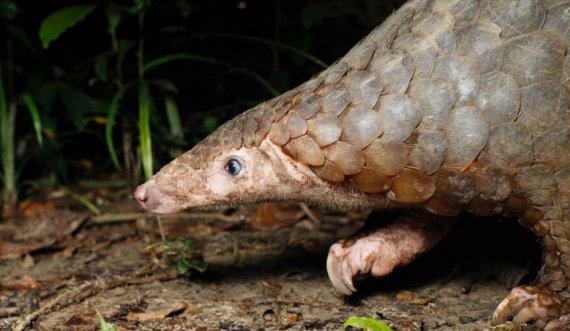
327, 243, 357, 295
326, 216, 445, 297
492, 285, 569, 330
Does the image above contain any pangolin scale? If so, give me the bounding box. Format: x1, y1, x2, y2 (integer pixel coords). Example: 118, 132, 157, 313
135, 0, 570, 329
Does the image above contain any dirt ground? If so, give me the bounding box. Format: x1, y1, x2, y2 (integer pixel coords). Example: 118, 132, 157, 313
0, 198, 543, 331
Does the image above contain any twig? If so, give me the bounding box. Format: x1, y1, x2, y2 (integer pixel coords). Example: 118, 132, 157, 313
12, 268, 178, 331
89, 212, 245, 224
299, 203, 322, 226
156, 215, 166, 241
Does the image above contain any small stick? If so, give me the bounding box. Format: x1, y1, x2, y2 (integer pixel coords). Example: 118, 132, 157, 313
89, 212, 244, 224
299, 203, 321, 226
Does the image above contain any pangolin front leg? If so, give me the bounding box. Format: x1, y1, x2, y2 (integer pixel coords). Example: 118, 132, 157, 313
327, 212, 454, 295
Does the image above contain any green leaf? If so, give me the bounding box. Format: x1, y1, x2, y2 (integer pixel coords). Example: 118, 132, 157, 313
342, 317, 394, 331
177, 259, 190, 273
164, 96, 183, 139
138, 82, 153, 180
39, 4, 98, 49
105, 83, 134, 171
21, 94, 43, 147
67, 190, 101, 215
104, 8, 120, 51
96, 310, 116, 331
178, 258, 207, 273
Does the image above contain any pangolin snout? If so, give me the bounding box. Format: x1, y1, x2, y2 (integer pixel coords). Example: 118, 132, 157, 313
134, 179, 184, 214
134, 183, 149, 203
134, 180, 161, 212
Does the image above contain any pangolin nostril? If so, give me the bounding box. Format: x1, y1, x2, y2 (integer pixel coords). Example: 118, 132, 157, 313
134, 185, 148, 203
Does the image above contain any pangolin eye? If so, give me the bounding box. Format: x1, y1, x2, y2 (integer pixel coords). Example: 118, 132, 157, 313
225, 159, 242, 176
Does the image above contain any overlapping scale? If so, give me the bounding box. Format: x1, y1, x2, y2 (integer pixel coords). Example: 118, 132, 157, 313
369, 49, 414, 94
318, 84, 351, 116
409, 130, 447, 175
307, 113, 342, 147
341, 107, 383, 149
392, 32, 438, 78
323, 141, 365, 175
534, 128, 570, 172
432, 55, 480, 106
432, 0, 479, 29
323, 62, 349, 85
344, 70, 382, 108
242, 115, 258, 147
387, 169, 436, 204
349, 167, 392, 193
377, 94, 423, 142
411, 10, 456, 55
479, 0, 546, 39
363, 139, 409, 176
444, 106, 489, 169
311, 160, 345, 182
268, 122, 290, 146
291, 92, 321, 119
475, 72, 521, 127
283, 135, 324, 166
502, 30, 565, 87
454, 22, 503, 73
478, 123, 533, 170
518, 82, 570, 136
345, 42, 378, 71
287, 113, 308, 139
423, 192, 461, 216
408, 78, 454, 130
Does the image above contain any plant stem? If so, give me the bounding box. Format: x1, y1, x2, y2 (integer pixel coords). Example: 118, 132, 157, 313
0, 37, 18, 220
1, 101, 17, 220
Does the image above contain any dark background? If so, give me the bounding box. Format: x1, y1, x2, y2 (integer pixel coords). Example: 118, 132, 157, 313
0, 0, 404, 193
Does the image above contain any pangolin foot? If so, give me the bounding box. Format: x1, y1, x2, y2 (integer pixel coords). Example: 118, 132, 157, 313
491, 285, 570, 330
326, 235, 397, 295
326, 215, 445, 295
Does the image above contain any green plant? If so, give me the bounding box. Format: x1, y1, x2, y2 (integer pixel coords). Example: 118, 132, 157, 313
96, 309, 116, 331
0, 0, 340, 215
342, 316, 394, 331
0, 18, 43, 218
146, 237, 207, 274
37, 0, 308, 188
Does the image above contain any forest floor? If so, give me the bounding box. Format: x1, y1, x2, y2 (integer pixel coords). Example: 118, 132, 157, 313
0, 195, 543, 331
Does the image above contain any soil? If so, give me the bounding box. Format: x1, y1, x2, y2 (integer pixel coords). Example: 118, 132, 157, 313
0, 198, 542, 331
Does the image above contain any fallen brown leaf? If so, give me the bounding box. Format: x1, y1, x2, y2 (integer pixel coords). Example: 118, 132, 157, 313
251, 204, 301, 229
126, 300, 187, 321
395, 290, 431, 305
0, 274, 39, 290
0, 209, 87, 260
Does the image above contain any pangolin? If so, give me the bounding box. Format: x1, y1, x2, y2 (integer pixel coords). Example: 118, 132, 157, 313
134, 0, 570, 329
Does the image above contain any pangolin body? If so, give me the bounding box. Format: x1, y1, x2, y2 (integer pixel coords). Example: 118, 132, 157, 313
135, 0, 570, 329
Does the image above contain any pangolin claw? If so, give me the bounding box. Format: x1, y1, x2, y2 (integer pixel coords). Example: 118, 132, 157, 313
492, 285, 570, 330
327, 243, 357, 295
